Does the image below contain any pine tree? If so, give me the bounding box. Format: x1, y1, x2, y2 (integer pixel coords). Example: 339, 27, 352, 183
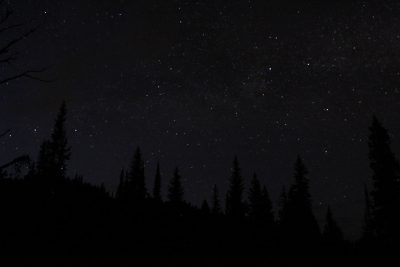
201, 200, 210, 215
211, 184, 221, 215
261, 185, 274, 225
278, 186, 288, 225
322, 206, 344, 244
368, 116, 400, 240
168, 167, 184, 204
248, 173, 262, 220
126, 147, 146, 201
36, 102, 71, 183
225, 156, 245, 219
50, 101, 71, 180
153, 162, 162, 202
285, 156, 320, 242
36, 140, 54, 180
362, 185, 373, 240
116, 169, 125, 199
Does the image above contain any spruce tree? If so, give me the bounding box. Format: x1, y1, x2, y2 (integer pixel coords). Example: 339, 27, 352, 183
201, 200, 210, 215
168, 167, 184, 204
126, 147, 146, 201
153, 162, 162, 202
211, 184, 221, 215
36, 102, 71, 183
362, 185, 373, 240
368, 116, 400, 240
278, 186, 288, 225
50, 101, 71, 180
225, 156, 245, 219
322, 206, 344, 244
286, 156, 320, 242
116, 169, 125, 200
261, 185, 274, 226
248, 173, 263, 220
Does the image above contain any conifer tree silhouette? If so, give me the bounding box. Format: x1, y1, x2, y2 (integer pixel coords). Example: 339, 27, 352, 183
261, 185, 274, 226
248, 173, 263, 221
211, 184, 221, 215
278, 186, 288, 225
50, 101, 70, 180
285, 156, 320, 242
201, 200, 210, 215
153, 162, 162, 202
36, 102, 71, 184
168, 167, 184, 204
322, 206, 344, 244
126, 147, 146, 202
362, 185, 373, 241
368, 116, 400, 241
225, 156, 245, 219
116, 169, 125, 199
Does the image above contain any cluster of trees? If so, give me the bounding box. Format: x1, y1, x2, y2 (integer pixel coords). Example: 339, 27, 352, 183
0, 102, 398, 266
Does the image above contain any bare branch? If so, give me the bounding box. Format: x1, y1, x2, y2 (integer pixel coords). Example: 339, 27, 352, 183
0, 67, 53, 84
0, 23, 23, 34
0, 27, 37, 57
0, 129, 10, 138
0, 155, 30, 171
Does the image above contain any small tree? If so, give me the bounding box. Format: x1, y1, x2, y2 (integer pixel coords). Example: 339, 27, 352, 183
153, 162, 162, 202
211, 184, 221, 215
168, 167, 184, 204
225, 156, 245, 219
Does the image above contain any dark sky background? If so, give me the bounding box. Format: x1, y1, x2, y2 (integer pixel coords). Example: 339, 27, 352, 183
2, 0, 400, 238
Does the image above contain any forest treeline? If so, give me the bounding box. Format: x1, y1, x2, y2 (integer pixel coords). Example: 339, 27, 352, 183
0, 102, 399, 266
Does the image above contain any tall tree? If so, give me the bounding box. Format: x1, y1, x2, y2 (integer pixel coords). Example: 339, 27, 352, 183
278, 186, 288, 225
248, 173, 262, 220
126, 147, 146, 201
322, 206, 344, 244
36, 102, 70, 182
285, 156, 320, 242
168, 167, 184, 204
362, 185, 373, 241
211, 184, 221, 215
201, 200, 210, 215
153, 162, 162, 202
225, 156, 245, 219
116, 169, 126, 200
50, 101, 71, 180
261, 185, 274, 225
249, 173, 274, 225
368, 116, 400, 240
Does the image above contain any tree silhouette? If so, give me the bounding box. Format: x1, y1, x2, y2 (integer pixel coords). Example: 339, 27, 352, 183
153, 162, 162, 202
168, 167, 184, 204
36, 102, 71, 183
211, 184, 221, 215
261, 185, 274, 226
50, 101, 71, 180
322, 206, 344, 244
248, 173, 261, 219
278, 186, 288, 225
201, 200, 210, 215
368, 116, 400, 241
116, 169, 126, 200
362, 185, 373, 241
225, 156, 245, 219
126, 147, 146, 202
285, 156, 320, 242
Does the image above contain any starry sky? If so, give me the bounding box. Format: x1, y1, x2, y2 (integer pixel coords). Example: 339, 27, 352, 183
2, 0, 400, 238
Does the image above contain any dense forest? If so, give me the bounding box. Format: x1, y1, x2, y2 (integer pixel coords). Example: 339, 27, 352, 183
0, 102, 398, 266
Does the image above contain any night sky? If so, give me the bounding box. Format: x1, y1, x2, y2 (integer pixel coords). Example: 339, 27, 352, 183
2, 0, 400, 238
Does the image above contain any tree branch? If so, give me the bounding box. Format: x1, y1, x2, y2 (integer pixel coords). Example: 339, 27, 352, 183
0, 155, 30, 171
